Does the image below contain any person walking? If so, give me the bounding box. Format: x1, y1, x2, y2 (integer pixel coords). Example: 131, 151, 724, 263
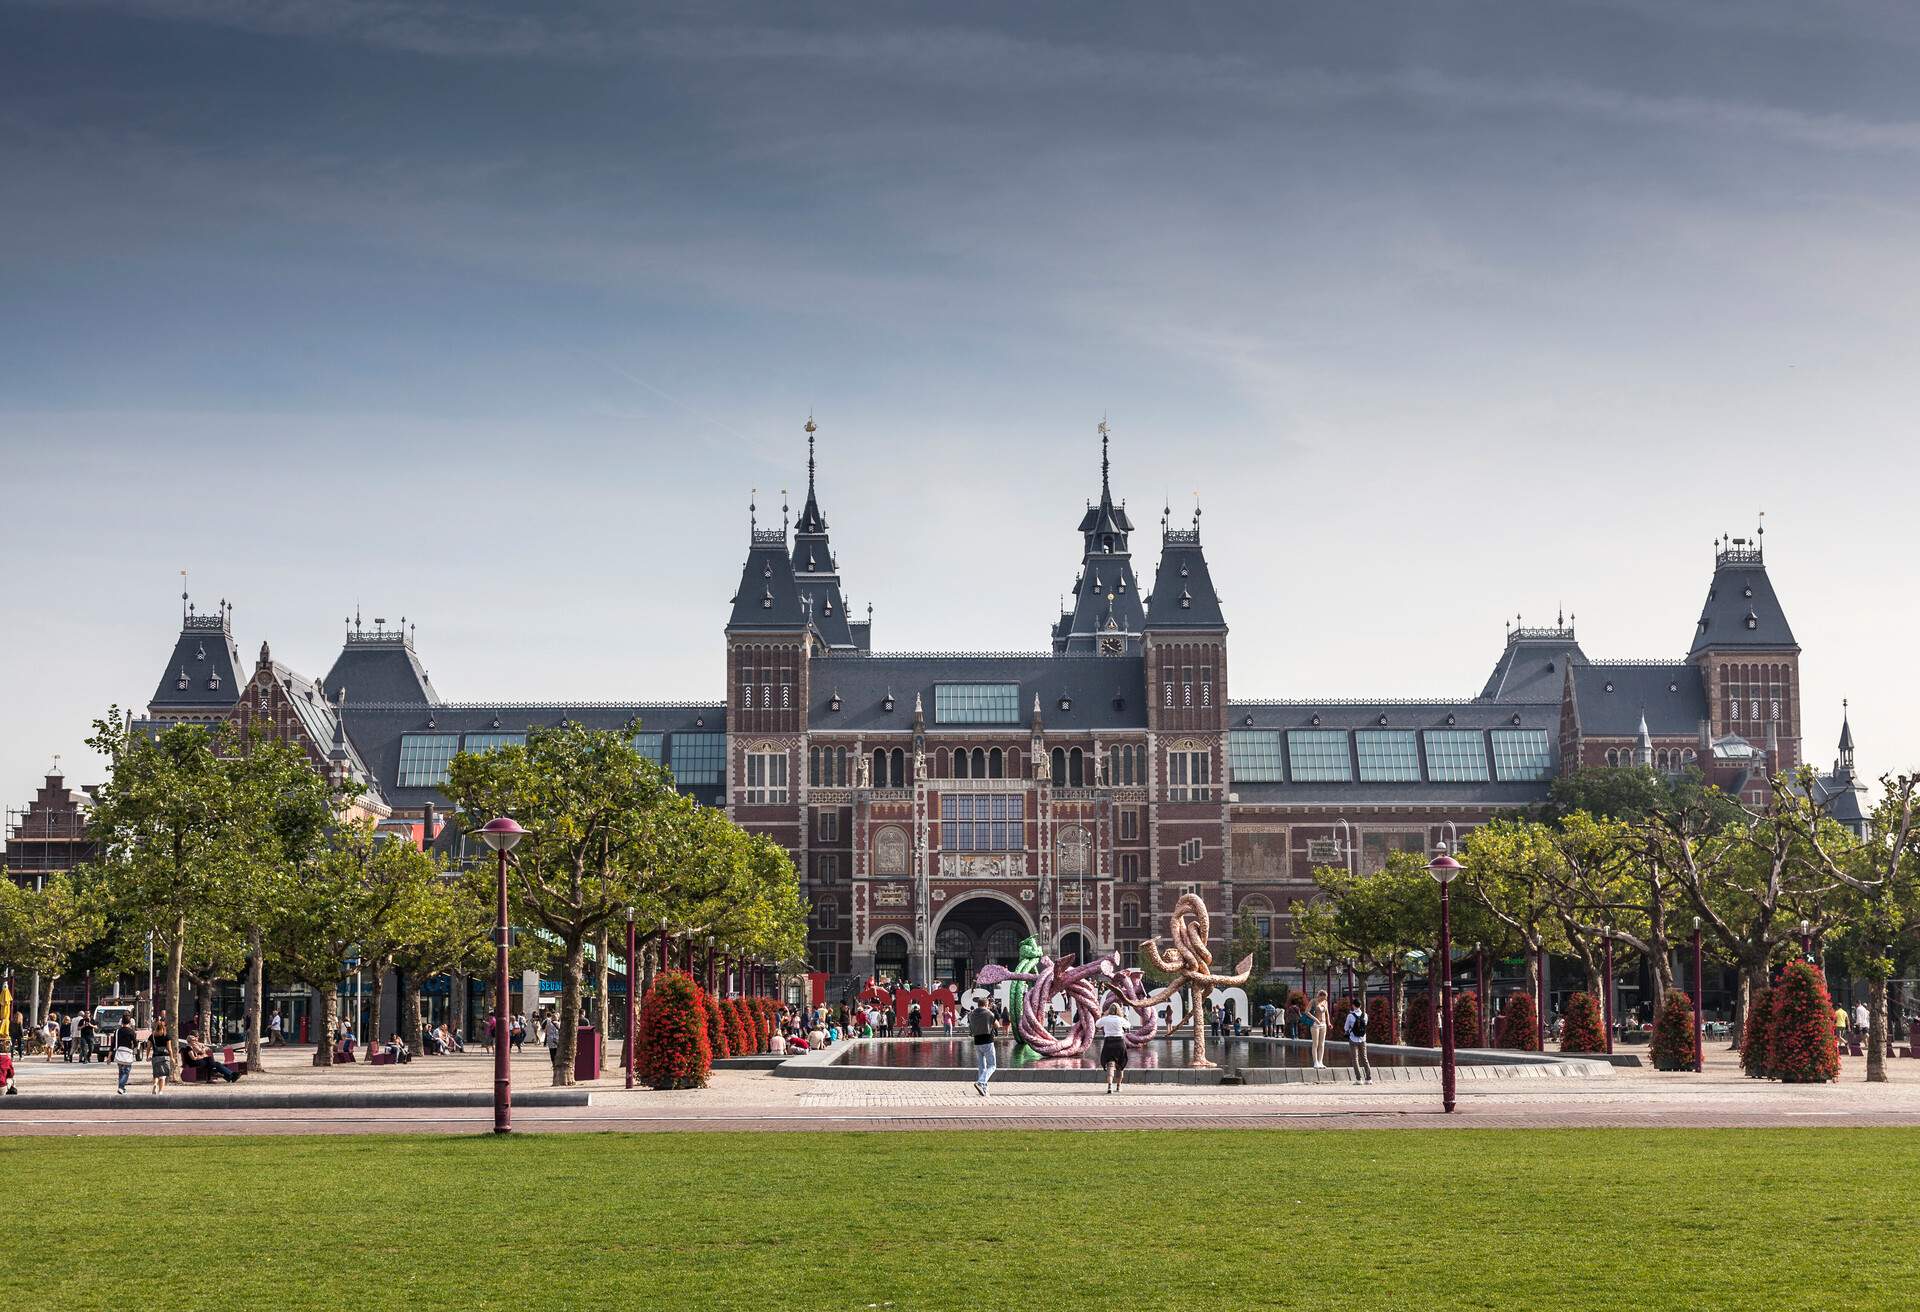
1344, 996, 1372, 1083
967, 994, 1000, 1097
1096, 1002, 1130, 1094
543, 1013, 562, 1075
1310, 990, 1330, 1069
150, 1018, 172, 1094
113, 1015, 138, 1094
268, 1006, 284, 1047
1854, 1001, 1870, 1044
908, 1002, 923, 1038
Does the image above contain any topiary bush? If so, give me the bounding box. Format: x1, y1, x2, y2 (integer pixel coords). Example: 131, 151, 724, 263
1496, 991, 1540, 1051
1559, 991, 1608, 1054
1401, 991, 1435, 1047
637, 970, 711, 1090
1768, 959, 1841, 1084
1651, 990, 1696, 1071
704, 992, 731, 1059
726, 998, 754, 1054
1366, 995, 1396, 1045
1739, 987, 1775, 1078
1451, 991, 1480, 1048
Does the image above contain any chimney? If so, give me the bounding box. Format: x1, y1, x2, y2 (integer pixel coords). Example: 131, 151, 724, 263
1698, 718, 1711, 753
422, 802, 437, 848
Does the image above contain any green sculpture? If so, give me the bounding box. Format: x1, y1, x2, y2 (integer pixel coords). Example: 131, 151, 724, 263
1008, 935, 1046, 1061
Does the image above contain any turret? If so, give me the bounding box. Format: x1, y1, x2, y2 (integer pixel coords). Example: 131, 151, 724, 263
1054, 420, 1146, 654
1690, 524, 1802, 771
146, 583, 243, 724
789, 417, 859, 650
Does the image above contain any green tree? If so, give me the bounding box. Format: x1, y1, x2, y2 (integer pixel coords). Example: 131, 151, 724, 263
443, 723, 681, 1085
387, 862, 492, 1052
1459, 820, 1568, 1004
0, 873, 104, 1018
1228, 906, 1272, 982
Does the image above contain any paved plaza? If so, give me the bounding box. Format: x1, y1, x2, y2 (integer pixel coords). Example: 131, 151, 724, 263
6, 1042, 1920, 1136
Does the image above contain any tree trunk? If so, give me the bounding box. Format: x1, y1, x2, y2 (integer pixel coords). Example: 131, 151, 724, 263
195, 975, 213, 1042
1646, 937, 1674, 1018
555, 936, 586, 1086
593, 929, 611, 1041
642, 934, 657, 1000
245, 926, 265, 1076
163, 916, 185, 1071
1867, 979, 1888, 1083
1731, 961, 1768, 1050
370, 964, 388, 1052
315, 987, 338, 1066
401, 972, 425, 1053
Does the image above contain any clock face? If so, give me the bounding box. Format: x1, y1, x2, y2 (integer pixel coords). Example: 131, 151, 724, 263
1100, 636, 1125, 655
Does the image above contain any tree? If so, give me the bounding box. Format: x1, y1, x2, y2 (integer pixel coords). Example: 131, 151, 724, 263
1739, 987, 1775, 1078
80, 713, 253, 1071
1495, 991, 1539, 1051
1460, 820, 1567, 1006
1791, 771, 1919, 1082
1295, 854, 1436, 1024
1450, 990, 1479, 1049
386, 861, 492, 1053
0, 873, 103, 1016
1229, 906, 1272, 982
1401, 990, 1434, 1047
444, 724, 682, 1086
264, 821, 433, 1065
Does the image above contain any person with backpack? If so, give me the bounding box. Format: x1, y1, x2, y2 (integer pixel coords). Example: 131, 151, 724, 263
1344, 996, 1372, 1083
113, 1016, 138, 1094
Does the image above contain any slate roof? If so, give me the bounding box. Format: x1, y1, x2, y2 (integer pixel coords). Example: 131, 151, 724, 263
1480, 630, 1586, 702
324, 626, 441, 706
1057, 437, 1147, 654
810, 653, 1148, 732
1689, 544, 1798, 655
790, 425, 859, 649
728, 532, 810, 631
339, 702, 726, 811
1145, 526, 1225, 630
1569, 664, 1707, 737
148, 612, 243, 713
1808, 767, 1868, 832
271, 662, 385, 806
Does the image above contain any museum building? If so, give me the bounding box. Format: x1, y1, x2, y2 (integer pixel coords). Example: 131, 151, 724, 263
108, 423, 1864, 997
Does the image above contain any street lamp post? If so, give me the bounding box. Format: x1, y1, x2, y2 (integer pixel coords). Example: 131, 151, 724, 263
705, 936, 716, 994
1692, 916, 1705, 1074
1601, 927, 1615, 1055
624, 906, 637, 1091
477, 817, 526, 1135
1428, 844, 1462, 1114
1535, 946, 1548, 1053
1800, 918, 1813, 961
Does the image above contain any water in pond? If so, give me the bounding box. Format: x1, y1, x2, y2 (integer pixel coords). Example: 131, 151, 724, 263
831, 1037, 1438, 1071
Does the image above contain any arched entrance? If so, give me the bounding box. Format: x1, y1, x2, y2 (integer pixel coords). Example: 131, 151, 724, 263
872, 931, 911, 982
931, 894, 1033, 986
1059, 930, 1094, 964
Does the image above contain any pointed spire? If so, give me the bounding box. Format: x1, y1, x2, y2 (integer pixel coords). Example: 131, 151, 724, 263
805, 414, 817, 497
1837, 699, 1855, 771
1097, 415, 1111, 502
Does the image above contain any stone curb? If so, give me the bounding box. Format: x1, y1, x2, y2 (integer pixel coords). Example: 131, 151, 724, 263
0, 1090, 593, 1111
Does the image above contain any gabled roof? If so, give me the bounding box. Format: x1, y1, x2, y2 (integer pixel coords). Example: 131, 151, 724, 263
1569, 663, 1707, 737
324, 619, 440, 706
788, 419, 858, 649
1145, 521, 1225, 631
1057, 430, 1147, 654
1689, 540, 1797, 655
810, 653, 1148, 732
148, 605, 243, 713
1480, 627, 1586, 702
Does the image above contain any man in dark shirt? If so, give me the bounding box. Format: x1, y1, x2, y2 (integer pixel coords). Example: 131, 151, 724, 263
967, 996, 1000, 1097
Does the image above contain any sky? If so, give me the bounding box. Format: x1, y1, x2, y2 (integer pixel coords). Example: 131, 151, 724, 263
2, 1, 1917, 800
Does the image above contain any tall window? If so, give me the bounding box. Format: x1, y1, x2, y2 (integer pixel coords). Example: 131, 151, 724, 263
632, 732, 664, 764
817, 809, 839, 843
940, 794, 1022, 851
1355, 731, 1419, 782
890, 748, 906, 788
815, 854, 838, 885
1050, 747, 1066, 786
955, 748, 971, 779
397, 733, 460, 788
1120, 901, 1140, 930
1118, 851, 1141, 883
1068, 747, 1084, 787
1491, 729, 1553, 782
668, 733, 726, 785
744, 750, 788, 804
1118, 809, 1139, 841
1167, 747, 1213, 801
1227, 730, 1284, 783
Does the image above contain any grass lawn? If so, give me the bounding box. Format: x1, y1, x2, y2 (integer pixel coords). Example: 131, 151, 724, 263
2, 1127, 1914, 1310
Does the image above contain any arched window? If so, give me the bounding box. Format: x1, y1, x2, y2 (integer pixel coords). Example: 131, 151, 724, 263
890, 748, 905, 788
874, 748, 887, 788
1069, 747, 1084, 787
1605, 749, 1619, 767
972, 747, 986, 777
834, 747, 847, 786
808, 748, 820, 788
1051, 747, 1066, 786
989, 747, 1003, 779
936, 747, 949, 777
1006, 748, 1020, 780
955, 749, 970, 779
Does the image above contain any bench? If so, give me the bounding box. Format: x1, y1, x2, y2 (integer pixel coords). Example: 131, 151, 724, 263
312, 1047, 358, 1066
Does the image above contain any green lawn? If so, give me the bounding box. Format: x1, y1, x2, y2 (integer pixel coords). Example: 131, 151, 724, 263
1, 1128, 1913, 1310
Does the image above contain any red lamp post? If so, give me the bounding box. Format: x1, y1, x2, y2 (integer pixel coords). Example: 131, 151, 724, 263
476, 817, 526, 1135
1601, 927, 1615, 1055
624, 906, 637, 1090
1534, 946, 1548, 1053
1428, 844, 1462, 1114
1474, 942, 1487, 1046
704, 936, 716, 993
1692, 916, 1705, 1074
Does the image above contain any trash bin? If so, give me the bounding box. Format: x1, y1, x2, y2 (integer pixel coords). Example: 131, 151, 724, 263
573, 1024, 602, 1081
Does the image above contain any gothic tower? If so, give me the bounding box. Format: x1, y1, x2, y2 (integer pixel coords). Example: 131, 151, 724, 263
1689, 526, 1801, 771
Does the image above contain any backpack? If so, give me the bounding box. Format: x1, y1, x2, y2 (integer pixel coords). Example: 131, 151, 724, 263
1350, 1010, 1368, 1039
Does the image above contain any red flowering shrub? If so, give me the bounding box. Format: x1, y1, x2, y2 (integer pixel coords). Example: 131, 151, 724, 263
1401, 991, 1435, 1047
1559, 991, 1607, 1054
1496, 991, 1540, 1051
1651, 990, 1696, 1071
1739, 987, 1775, 1078
1451, 991, 1480, 1048
1768, 960, 1841, 1084
637, 971, 711, 1090
724, 998, 754, 1054
704, 993, 731, 1059
1366, 995, 1396, 1045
